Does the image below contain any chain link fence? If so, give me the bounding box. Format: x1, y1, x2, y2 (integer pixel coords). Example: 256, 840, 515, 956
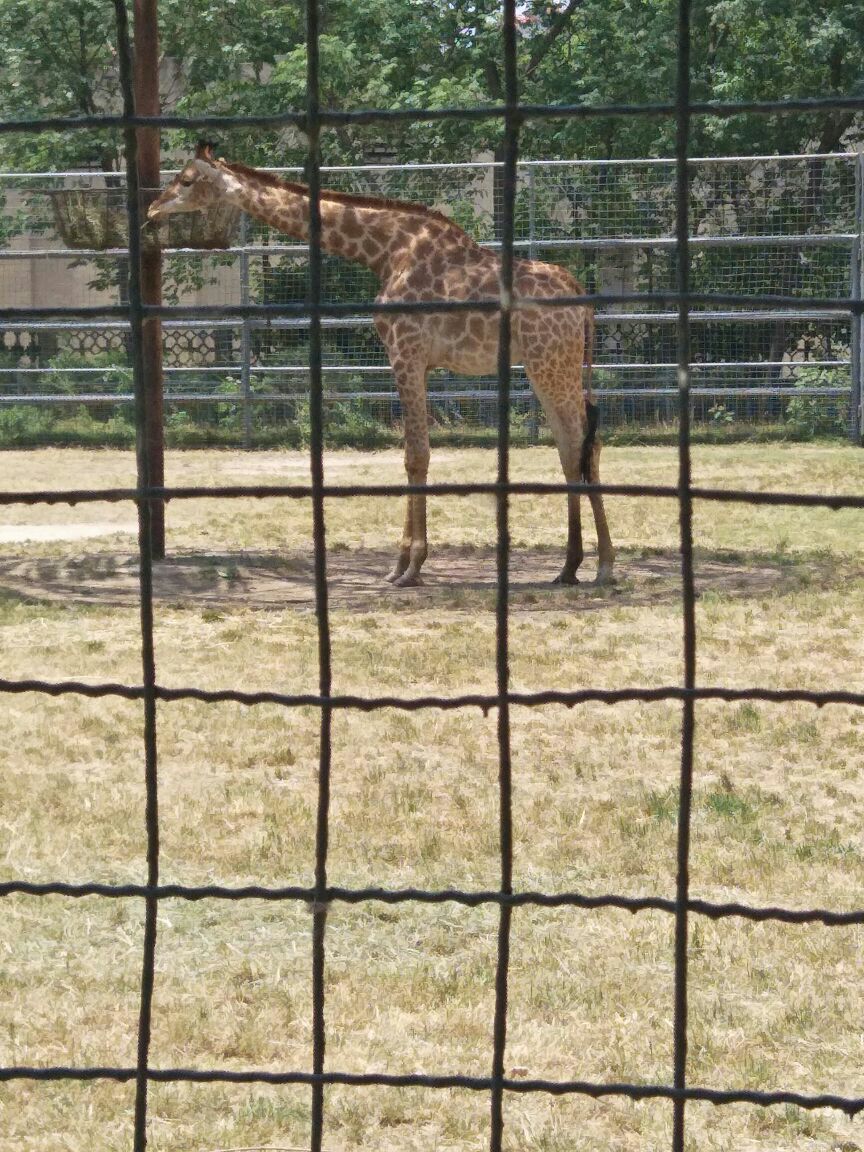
1, 151, 861, 446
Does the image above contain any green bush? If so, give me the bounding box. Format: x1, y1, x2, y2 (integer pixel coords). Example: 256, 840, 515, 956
784, 367, 849, 439
0, 404, 54, 444
0, 403, 136, 448
42, 349, 132, 397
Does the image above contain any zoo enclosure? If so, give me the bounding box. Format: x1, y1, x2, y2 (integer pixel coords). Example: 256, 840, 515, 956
1, 150, 862, 444
2, 0, 864, 1151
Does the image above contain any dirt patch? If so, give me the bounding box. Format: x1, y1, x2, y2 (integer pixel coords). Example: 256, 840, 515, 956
0, 544, 844, 613
0, 523, 137, 544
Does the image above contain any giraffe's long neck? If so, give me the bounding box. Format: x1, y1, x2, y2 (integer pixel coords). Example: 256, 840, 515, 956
217, 167, 416, 280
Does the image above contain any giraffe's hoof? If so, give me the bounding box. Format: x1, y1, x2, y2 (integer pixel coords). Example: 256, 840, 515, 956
392, 572, 424, 589
552, 571, 580, 586
595, 566, 616, 586
385, 558, 412, 582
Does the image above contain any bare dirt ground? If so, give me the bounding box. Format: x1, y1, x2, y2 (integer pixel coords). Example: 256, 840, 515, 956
0, 522, 138, 544
0, 542, 838, 612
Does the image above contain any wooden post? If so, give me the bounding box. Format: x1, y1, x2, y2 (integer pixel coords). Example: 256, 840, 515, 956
133, 0, 165, 557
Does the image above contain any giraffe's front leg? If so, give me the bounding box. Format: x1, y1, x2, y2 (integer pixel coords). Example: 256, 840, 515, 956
390, 459, 429, 588
388, 386, 430, 588
384, 498, 413, 583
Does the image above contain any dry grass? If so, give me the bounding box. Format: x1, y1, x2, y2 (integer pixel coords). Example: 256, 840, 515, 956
1, 443, 863, 1151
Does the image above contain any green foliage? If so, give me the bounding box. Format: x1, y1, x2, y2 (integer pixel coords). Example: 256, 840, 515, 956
692, 0, 864, 155
0, 402, 135, 446
0, 0, 124, 172
708, 402, 735, 426
784, 366, 850, 438
643, 786, 679, 823
42, 349, 132, 395
326, 400, 403, 446
80, 250, 233, 307
0, 403, 54, 443
1, 0, 861, 173
704, 789, 757, 823
0, 190, 28, 247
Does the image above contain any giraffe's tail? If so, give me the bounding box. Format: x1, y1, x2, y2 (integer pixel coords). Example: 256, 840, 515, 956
583, 307, 595, 403
580, 307, 598, 482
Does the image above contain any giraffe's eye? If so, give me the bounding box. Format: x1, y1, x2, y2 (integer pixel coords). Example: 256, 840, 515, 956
180, 177, 194, 187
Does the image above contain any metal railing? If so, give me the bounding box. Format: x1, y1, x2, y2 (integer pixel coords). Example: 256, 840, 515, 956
1, 150, 861, 444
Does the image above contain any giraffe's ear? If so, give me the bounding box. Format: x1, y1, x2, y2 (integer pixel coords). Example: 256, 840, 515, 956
195, 139, 217, 162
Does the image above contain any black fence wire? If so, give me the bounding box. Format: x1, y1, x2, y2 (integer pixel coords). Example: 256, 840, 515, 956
1, 0, 864, 1150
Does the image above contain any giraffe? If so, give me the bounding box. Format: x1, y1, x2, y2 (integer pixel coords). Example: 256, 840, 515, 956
147, 142, 615, 588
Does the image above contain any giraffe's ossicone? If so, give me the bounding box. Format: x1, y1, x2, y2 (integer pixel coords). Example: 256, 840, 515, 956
148, 142, 615, 587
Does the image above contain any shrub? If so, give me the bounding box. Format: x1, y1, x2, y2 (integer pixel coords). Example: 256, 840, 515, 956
0, 404, 54, 445
784, 366, 850, 439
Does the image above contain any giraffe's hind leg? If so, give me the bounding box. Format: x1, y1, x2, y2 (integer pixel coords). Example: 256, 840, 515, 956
532, 388, 615, 586
553, 482, 585, 585
584, 426, 616, 584
541, 401, 588, 585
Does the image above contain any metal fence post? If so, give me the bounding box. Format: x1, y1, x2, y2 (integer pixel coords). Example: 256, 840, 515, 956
528, 164, 537, 261
133, 0, 165, 557
239, 215, 253, 450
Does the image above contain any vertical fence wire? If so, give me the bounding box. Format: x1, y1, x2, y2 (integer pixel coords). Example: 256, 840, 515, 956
304, 4, 334, 1150
671, 0, 697, 1147
113, 2, 161, 1149
490, 2, 519, 1148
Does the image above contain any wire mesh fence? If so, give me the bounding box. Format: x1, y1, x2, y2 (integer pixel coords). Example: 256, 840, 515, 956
1, 150, 861, 446
1, 0, 864, 1150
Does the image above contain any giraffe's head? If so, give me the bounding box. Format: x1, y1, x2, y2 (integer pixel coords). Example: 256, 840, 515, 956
146, 140, 241, 223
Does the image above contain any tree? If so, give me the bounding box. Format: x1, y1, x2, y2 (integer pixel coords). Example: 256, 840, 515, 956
0, 0, 861, 174
691, 0, 863, 156
0, 0, 124, 172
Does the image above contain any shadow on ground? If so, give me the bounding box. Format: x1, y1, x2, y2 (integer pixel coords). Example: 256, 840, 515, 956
0, 544, 853, 613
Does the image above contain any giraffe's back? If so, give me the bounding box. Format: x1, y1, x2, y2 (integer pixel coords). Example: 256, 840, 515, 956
377, 246, 588, 377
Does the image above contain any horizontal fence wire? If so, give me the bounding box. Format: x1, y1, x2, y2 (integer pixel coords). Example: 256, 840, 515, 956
3, 480, 864, 508
2, 679, 864, 710
0, 1064, 861, 1118
3, 880, 864, 928
1, 0, 864, 1150
2, 94, 864, 136
0, 1065, 862, 1117
2, 292, 862, 314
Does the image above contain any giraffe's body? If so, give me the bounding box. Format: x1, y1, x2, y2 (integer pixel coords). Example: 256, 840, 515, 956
149, 143, 615, 586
